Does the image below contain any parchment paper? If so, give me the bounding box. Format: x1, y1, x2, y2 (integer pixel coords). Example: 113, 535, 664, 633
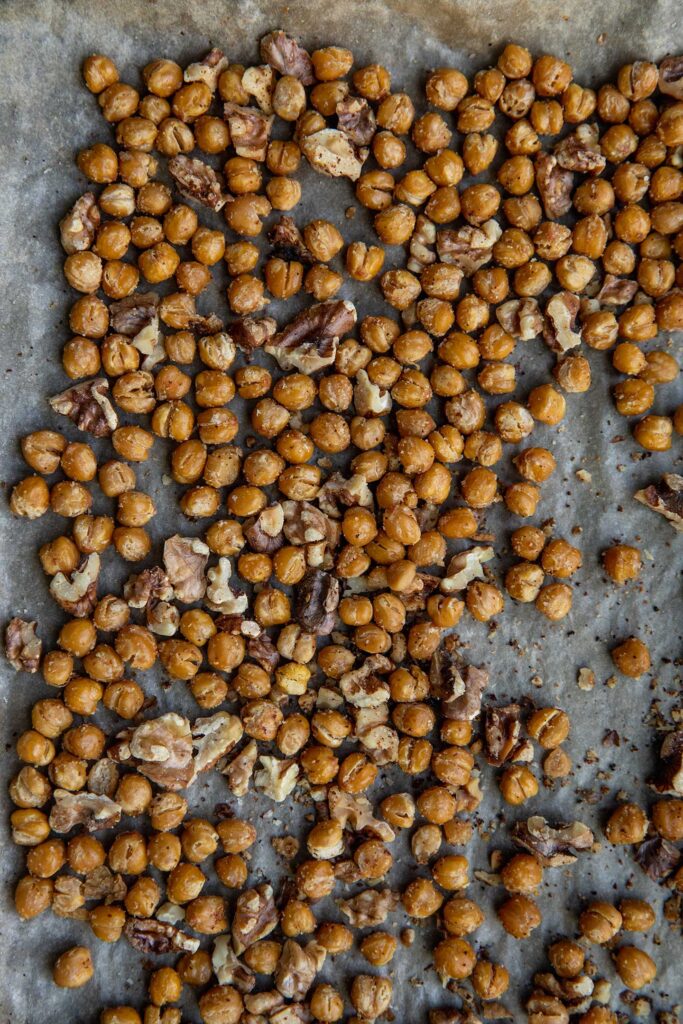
0, 1, 682, 1022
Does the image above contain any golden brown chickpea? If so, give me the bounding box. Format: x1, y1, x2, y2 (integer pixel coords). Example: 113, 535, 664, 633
614, 946, 657, 990
535, 582, 572, 620
540, 539, 582, 579
547, 938, 586, 979
527, 706, 570, 748
504, 482, 540, 518
602, 544, 641, 584
605, 802, 648, 845
500, 853, 543, 895
498, 894, 541, 939
10, 476, 50, 519
611, 636, 651, 677
53, 946, 93, 988
499, 765, 539, 805
633, 414, 673, 451
83, 53, 118, 93
579, 901, 623, 943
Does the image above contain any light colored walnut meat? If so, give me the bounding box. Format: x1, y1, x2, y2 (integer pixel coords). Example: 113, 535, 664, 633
659, 55, 683, 98
282, 501, 338, 549
554, 124, 606, 173
52, 875, 86, 918
328, 786, 395, 842
634, 474, 683, 532
59, 192, 100, 254
317, 472, 373, 517
260, 30, 314, 84
163, 535, 209, 603
300, 128, 368, 180
275, 940, 320, 1002
355, 706, 399, 765
49, 378, 118, 436
83, 865, 127, 903
232, 884, 278, 954
192, 712, 243, 772
436, 219, 501, 275
339, 654, 392, 708
223, 102, 274, 160
266, 299, 356, 373
354, 369, 392, 416
211, 936, 256, 992
408, 213, 437, 272
125, 918, 199, 955
49, 790, 122, 833
87, 758, 119, 797
441, 546, 494, 592
254, 755, 300, 801
337, 95, 377, 146
129, 713, 195, 790
535, 151, 574, 218
50, 553, 100, 617
338, 888, 399, 927
242, 64, 276, 113
543, 291, 582, 353
206, 558, 249, 614
497, 297, 543, 340
5, 618, 41, 672
184, 47, 228, 90
223, 739, 258, 796
124, 567, 174, 609
595, 274, 639, 306
168, 154, 228, 211
511, 816, 595, 866
245, 503, 285, 553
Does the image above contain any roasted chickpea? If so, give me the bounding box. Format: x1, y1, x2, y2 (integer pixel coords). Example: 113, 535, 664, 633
611, 636, 650, 677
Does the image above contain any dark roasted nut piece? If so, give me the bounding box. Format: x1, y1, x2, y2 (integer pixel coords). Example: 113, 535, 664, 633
337, 96, 377, 146
59, 193, 100, 254
535, 152, 573, 217
651, 728, 683, 795
232, 884, 278, 953
260, 31, 314, 84
129, 713, 194, 790
5, 618, 41, 672
544, 291, 582, 353
49, 790, 121, 833
228, 316, 277, 353
554, 124, 606, 173
659, 56, 683, 99
634, 836, 681, 881
125, 918, 199, 954
634, 473, 683, 532
265, 299, 356, 372
339, 888, 399, 927
294, 569, 340, 635
268, 216, 313, 261
483, 704, 525, 766
168, 154, 227, 210
49, 379, 117, 436
224, 103, 273, 161
429, 639, 488, 721
512, 816, 594, 866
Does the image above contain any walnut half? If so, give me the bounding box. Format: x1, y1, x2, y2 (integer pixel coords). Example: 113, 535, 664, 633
5, 618, 41, 672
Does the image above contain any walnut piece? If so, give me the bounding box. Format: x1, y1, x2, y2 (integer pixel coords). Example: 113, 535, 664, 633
317, 472, 374, 517
635, 836, 681, 881
554, 124, 606, 173
535, 152, 574, 218
294, 568, 340, 634
337, 95, 377, 146
211, 936, 256, 992
254, 755, 300, 802
260, 30, 314, 84
483, 704, 527, 767
163, 535, 209, 603
223, 739, 258, 797
497, 298, 544, 341
300, 128, 368, 181
651, 728, 683, 795
110, 292, 159, 336
268, 216, 313, 261
265, 299, 356, 373
223, 102, 273, 161
83, 865, 127, 903
408, 214, 437, 272
232, 884, 278, 954
245, 503, 285, 553
338, 888, 399, 927
192, 712, 243, 772
436, 219, 501, 275
49, 790, 121, 833
5, 618, 41, 672
354, 369, 392, 416
124, 567, 174, 609
275, 940, 319, 1002
544, 292, 582, 353
184, 48, 228, 91
49, 378, 118, 437
59, 192, 100, 254
50, 553, 100, 617
282, 501, 338, 550
168, 154, 227, 211
659, 56, 683, 99
242, 64, 276, 113
52, 875, 85, 918
339, 654, 392, 708
328, 786, 395, 842
228, 315, 277, 353
511, 816, 594, 866
430, 641, 488, 722
206, 557, 249, 614
634, 474, 683, 532
441, 546, 494, 592
129, 713, 195, 791
595, 274, 639, 306
125, 918, 199, 955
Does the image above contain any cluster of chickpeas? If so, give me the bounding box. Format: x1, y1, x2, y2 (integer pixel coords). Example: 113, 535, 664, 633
5, 28, 683, 1024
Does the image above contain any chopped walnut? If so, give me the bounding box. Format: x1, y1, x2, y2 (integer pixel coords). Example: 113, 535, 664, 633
206, 558, 249, 614
300, 128, 368, 181
595, 274, 639, 306
125, 918, 199, 955
50, 553, 100, 617
129, 713, 195, 791
317, 472, 373, 517
554, 124, 606, 173
354, 369, 392, 416
254, 755, 300, 802
212, 936, 256, 992
87, 758, 119, 797
535, 151, 574, 218
441, 546, 494, 592
275, 940, 319, 1002
232, 884, 278, 954
192, 712, 243, 772
265, 299, 356, 373
163, 535, 209, 603
659, 56, 683, 99
228, 315, 277, 354
511, 816, 594, 866
184, 47, 228, 90
168, 154, 227, 211
49, 378, 117, 436
634, 474, 683, 532
355, 706, 399, 765
223, 102, 273, 161
282, 501, 338, 550
497, 298, 544, 340
49, 790, 121, 833
52, 875, 86, 918
430, 640, 488, 721
83, 865, 126, 904
110, 291, 159, 336
124, 567, 174, 609
328, 786, 395, 842
635, 836, 681, 881
338, 888, 399, 927
223, 739, 258, 797
652, 728, 683, 795
408, 214, 438, 273
294, 568, 340, 635
242, 64, 276, 113
544, 291, 582, 352
245, 503, 285, 554
337, 95, 377, 146
5, 618, 41, 672
59, 192, 100, 254
339, 654, 392, 708
248, 632, 280, 672
268, 216, 313, 262
436, 219, 501, 275
260, 30, 314, 84
483, 704, 526, 766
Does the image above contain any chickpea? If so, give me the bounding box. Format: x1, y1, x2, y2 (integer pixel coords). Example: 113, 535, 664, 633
499, 765, 539, 805
602, 544, 641, 584
10, 476, 50, 519
498, 894, 541, 938
611, 636, 650, 677
53, 946, 93, 988
633, 414, 673, 451
614, 946, 657, 990
652, 799, 683, 841
619, 898, 656, 933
